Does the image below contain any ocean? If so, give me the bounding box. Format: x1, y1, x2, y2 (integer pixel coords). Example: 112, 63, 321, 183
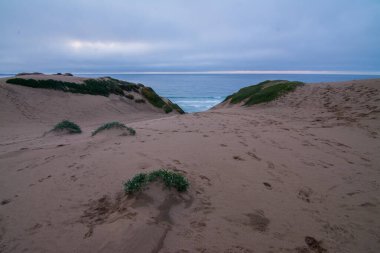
1, 73, 378, 113
81, 74, 379, 112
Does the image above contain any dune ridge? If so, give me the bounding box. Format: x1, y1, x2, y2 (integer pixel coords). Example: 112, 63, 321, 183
0, 78, 379, 253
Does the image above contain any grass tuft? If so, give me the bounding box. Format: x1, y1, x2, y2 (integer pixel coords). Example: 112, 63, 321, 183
52, 120, 82, 134
124, 169, 189, 194
92, 121, 136, 136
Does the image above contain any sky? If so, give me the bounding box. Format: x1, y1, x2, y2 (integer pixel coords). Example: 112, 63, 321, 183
0, 0, 379, 74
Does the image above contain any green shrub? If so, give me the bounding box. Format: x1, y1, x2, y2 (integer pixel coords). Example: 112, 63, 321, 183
104, 77, 140, 92
141, 87, 166, 108
171, 103, 185, 114
6, 78, 112, 96
92, 121, 136, 136
124, 169, 189, 194
163, 105, 173, 113
225, 80, 303, 106
52, 120, 82, 134
140, 87, 185, 114
6, 77, 132, 97
83, 79, 124, 96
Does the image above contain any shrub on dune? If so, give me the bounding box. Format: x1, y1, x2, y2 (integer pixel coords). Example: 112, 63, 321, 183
225, 80, 304, 106
92, 121, 136, 136
52, 120, 82, 134
124, 169, 189, 194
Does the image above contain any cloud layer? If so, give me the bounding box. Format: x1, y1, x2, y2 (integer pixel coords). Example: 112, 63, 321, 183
0, 0, 379, 73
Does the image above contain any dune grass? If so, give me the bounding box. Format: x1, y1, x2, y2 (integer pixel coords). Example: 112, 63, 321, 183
6, 78, 122, 97
52, 120, 82, 134
140, 87, 184, 114
225, 80, 304, 106
92, 122, 136, 136
124, 169, 189, 194
7, 77, 185, 113
140, 87, 166, 108
170, 103, 185, 114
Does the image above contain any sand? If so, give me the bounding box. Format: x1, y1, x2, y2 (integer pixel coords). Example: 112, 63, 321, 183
0, 77, 379, 253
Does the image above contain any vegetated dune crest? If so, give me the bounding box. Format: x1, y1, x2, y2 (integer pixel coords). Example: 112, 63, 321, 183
0, 73, 184, 140
0, 78, 379, 253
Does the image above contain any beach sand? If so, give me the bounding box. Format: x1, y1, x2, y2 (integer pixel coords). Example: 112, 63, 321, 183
0, 77, 379, 252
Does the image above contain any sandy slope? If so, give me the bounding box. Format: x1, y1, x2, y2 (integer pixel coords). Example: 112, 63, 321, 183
0, 75, 172, 144
0, 78, 380, 253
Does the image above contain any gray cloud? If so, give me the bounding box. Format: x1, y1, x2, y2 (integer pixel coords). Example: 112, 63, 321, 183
0, 0, 379, 73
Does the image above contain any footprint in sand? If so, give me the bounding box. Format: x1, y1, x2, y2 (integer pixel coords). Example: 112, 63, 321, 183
1, 199, 11, 205
298, 187, 313, 203
239, 141, 248, 147
190, 220, 207, 232
38, 175, 52, 183
199, 175, 212, 186
224, 210, 270, 233
267, 161, 275, 170
25, 223, 43, 235
68, 163, 77, 168
304, 236, 327, 253
247, 152, 261, 161
172, 160, 181, 165
245, 210, 270, 232
44, 155, 55, 161
263, 182, 272, 190
233, 156, 245, 161
224, 246, 253, 253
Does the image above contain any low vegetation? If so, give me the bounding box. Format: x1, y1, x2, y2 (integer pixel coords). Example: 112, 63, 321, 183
141, 87, 166, 108
52, 120, 82, 134
6, 76, 185, 114
7, 78, 121, 97
124, 169, 189, 194
171, 103, 185, 114
141, 87, 184, 114
103, 77, 140, 92
15, 72, 43, 76
224, 80, 304, 106
92, 121, 136, 136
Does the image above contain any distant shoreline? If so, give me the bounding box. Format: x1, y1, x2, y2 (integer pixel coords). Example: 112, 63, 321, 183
2, 73, 380, 113
2, 70, 380, 76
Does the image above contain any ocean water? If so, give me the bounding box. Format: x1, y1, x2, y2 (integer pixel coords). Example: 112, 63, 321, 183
81, 74, 379, 112
2, 73, 378, 113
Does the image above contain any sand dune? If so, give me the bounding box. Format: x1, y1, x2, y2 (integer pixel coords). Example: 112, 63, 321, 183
0, 75, 179, 143
0, 78, 379, 253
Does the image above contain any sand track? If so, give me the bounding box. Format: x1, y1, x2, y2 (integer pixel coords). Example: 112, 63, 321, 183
0, 78, 379, 252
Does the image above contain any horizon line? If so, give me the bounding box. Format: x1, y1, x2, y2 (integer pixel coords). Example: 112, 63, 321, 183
74, 70, 380, 75
1, 70, 380, 75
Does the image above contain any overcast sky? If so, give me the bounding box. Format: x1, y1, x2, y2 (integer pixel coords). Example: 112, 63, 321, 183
0, 0, 379, 73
